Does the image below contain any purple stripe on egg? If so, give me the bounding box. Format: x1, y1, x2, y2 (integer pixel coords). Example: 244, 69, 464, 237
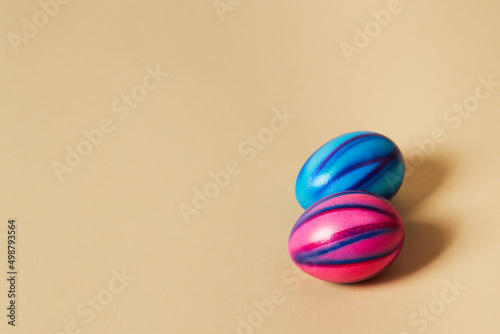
350, 148, 400, 189
294, 222, 400, 254
290, 203, 397, 236
292, 190, 370, 225
295, 239, 404, 267
324, 155, 389, 187
313, 133, 380, 176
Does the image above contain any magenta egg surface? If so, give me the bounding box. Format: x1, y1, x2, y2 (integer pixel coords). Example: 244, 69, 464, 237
288, 191, 405, 283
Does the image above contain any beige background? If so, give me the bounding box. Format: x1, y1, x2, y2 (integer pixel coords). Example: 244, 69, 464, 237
2, 0, 500, 333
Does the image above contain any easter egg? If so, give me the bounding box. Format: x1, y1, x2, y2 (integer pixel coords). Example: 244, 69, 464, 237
288, 191, 405, 283
295, 131, 405, 209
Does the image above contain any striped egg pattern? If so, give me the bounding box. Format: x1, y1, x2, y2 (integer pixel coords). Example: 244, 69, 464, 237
288, 191, 405, 283
295, 131, 405, 209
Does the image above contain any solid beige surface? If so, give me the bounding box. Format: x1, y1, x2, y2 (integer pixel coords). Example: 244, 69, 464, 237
2, 0, 500, 333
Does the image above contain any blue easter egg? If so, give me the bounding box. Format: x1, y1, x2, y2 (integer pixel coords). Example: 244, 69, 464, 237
295, 131, 405, 209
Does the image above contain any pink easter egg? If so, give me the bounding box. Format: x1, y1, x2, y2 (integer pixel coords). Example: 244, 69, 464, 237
288, 191, 405, 283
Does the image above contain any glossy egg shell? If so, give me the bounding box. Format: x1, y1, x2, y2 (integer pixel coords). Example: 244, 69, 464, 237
295, 131, 405, 209
288, 191, 405, 283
